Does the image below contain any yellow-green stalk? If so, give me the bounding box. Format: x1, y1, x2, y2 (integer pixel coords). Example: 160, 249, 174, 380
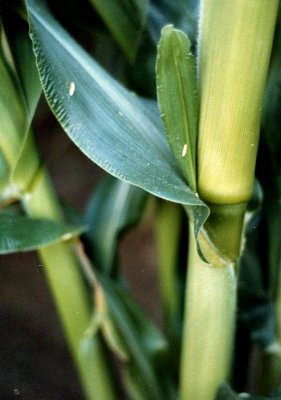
22, 168, 118, 400
181, 224, 236, 400
198, 0, 279, 205
180, 2, 279, 400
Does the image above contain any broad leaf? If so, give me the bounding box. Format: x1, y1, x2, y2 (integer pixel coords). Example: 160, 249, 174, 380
84, 176, 147, 276
89, 0, 148, 63
25, 0, 209, 236
0, 212, 84, 254
156, 25, 198, 191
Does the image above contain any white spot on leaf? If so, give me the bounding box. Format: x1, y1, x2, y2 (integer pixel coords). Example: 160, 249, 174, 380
69, 81, 75, 96
182, 143, 188, 157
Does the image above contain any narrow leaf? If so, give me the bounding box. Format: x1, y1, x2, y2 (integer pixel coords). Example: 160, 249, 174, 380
0, 213, 84, 254
25, 0, 209, 238
89, 0, 148, 63
0, 45, 25, 167
156, 24, 198, 191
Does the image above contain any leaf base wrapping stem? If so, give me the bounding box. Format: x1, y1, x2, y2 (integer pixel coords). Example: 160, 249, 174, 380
180, 222, 237, 400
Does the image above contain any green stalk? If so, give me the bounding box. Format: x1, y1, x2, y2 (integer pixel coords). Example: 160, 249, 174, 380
180, 2, 279, 399
198, 0, 279, 205
155, 200, 182, 345
22, 166, 117, 400
180, 222, 237, 400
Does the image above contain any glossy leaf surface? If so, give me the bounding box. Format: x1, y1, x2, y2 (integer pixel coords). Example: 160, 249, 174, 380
89, 0, 148, 63
156, 25, 198, 191
25, 0, 209, 234
0, 212, 84, 254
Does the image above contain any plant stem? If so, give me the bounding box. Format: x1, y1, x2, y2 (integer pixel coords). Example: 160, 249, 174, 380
198, 0, 279, 205
180, 222, 237, 400
155, 200, 182, 345
22, 166, 117, 400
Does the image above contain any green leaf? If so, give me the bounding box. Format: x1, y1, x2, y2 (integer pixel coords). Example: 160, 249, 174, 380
156, 24, 198, 191
3, 9, 41, 122
10, 129, 41, 195
25, 0, 209, 237
0, 212, 84, 254
0, 42, 25, 167
88, 0, 148, 63
84, 175, 147, 276
0, 13, 41, 199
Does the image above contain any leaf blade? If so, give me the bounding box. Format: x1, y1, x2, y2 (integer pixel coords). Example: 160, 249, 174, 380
156, 24, 198, 191
25, 0, 209, 238
0, 213, 84, 254
89, 0, 148, 63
